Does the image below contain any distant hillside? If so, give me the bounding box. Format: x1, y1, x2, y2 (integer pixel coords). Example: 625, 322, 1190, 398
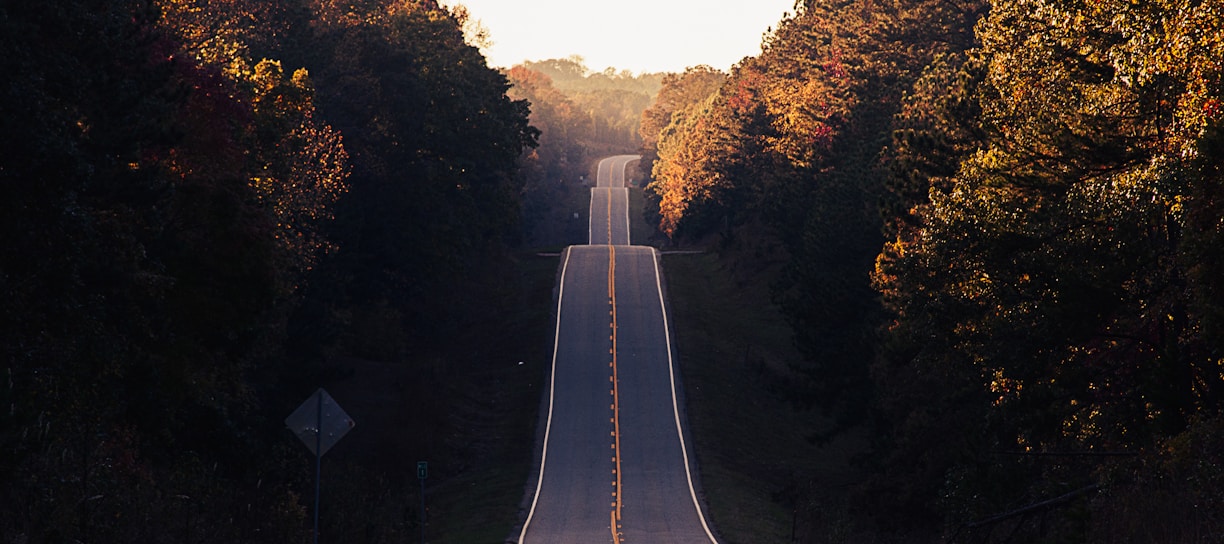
522, 56, 665, 96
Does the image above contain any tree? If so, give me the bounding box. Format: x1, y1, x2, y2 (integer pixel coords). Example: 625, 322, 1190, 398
516, 58, 658, 153
506, 65, 586, 181
0, 1, 538, 541
638, 66, 726, 182
871, 0, 1224, 537
292, 0, 536, 357
0, 2, 311, 540
650, 91, 740, 237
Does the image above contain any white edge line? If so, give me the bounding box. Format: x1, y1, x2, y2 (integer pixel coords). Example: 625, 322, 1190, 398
518, 247, 574, 544
651, 247, 719, 543
591, 156, 612, 244
622, 187, 630, 246
615, 156, 638, 246
598, 156, 612, 188
588, 187, 595, 246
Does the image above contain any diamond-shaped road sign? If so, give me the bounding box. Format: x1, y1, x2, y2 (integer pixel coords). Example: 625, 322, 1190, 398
285, 388, 355, 456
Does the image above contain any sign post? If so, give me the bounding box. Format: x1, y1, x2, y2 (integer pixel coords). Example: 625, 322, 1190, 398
285, 388, 355, 544
418, 461, 428, 544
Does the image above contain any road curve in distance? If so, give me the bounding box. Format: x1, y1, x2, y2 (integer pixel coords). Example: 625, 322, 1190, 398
596, 155, 641, 188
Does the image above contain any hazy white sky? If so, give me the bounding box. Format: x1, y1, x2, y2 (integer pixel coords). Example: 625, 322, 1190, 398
442, 0, 796, 74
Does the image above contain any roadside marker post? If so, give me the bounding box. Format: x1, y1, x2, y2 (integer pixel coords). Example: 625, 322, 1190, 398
418, 461, 428, 544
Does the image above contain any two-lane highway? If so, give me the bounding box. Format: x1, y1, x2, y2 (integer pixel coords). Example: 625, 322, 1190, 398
519, 156, 717, 543
589, 187, 630, 245
590, 155, 634, 245
596, 154, 636, 188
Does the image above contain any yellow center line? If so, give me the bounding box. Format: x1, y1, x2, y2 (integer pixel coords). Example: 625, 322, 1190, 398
610, 510, 618, 543
606, 186, 614, 245
608, 244, 623, 537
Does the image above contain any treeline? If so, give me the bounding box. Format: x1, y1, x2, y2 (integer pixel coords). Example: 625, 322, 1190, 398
520, 57, 661, 153
640, 0, 1224, 541
512, 57, 662, 161
505, 57, 663, 245
0, 0, 534, 541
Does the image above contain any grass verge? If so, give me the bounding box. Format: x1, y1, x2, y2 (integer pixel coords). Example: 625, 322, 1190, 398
660, 253, 867, 542
663, 252, 867, 543
320, 250, 559, 543
425, 252, 559, 542
628, 187, 659, 247
625, 175, 858, 541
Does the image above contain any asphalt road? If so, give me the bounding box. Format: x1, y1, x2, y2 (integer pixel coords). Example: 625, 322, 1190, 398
519, 156, 717, 543
590, 154, 635, 245
589, 186, 630, 245
595, 154, 636, 188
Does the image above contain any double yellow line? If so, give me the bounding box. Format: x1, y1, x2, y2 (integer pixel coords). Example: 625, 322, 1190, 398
608, 187, 624, 541
606, 185, 615, 245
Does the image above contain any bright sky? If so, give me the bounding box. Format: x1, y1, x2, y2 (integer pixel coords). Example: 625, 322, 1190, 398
442, 0, 797, 74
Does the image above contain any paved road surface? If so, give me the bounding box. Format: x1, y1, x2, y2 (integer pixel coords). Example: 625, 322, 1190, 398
519, 156, 717, 543
589, 187, 630, 245
590, 155, 634, 245
595, 155, 636, 188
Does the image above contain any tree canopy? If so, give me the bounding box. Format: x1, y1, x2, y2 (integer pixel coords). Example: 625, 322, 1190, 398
638, 0, 1224, 539
0, 1, 536, 541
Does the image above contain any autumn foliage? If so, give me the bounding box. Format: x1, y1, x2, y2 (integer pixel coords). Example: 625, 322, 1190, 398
639, 0, 1224, 540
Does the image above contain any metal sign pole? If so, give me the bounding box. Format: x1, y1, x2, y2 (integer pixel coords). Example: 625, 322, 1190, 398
286, 388, 354, 544
420, 476, 426, 544
418, 461, 428, 544
314, 391, 322, 544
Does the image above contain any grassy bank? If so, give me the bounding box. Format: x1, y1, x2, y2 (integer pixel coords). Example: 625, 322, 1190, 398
662, 252, 868, 543
628, 186, 663, 247
423, 252, 560, 542
319, 249, 559, 543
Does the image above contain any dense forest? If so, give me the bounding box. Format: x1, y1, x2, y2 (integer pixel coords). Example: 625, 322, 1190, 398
0, 0, 540, 541
640, 0, 1224, 541
6, 0, 1223, 541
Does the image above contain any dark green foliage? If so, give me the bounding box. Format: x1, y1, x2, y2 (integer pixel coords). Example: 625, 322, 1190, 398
295, 5, 535, 353
1, 1, 536, 541
0, 2, 297, 540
